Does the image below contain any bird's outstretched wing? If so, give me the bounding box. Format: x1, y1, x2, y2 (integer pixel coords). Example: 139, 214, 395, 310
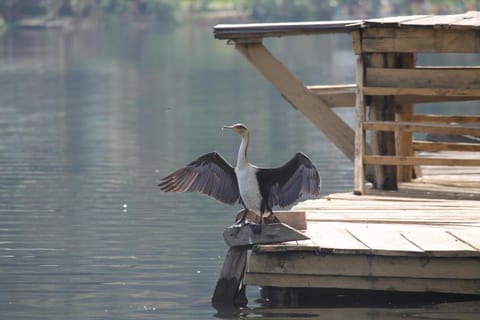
158, 152, 240, 205
257, 152, 321, 208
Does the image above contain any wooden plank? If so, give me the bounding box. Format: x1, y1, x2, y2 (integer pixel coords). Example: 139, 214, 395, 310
402, 229, 479, 256
361, 28, 480, 53
213, 20, 361, 40
307, 84, 356, 107
413, 141, 480, 153
223, 223, 309, 248
364, 155, 480, 166
364, 15, 431, 27
364, 86, 480, 97
399, 12, 479, 28
366, 67, 480, 89
449, 12, 480, 28
303, 88, 451, 126
235, 42, 356, 161
448, 229, 480, 251
412, 114, 480, 124
347, 227, 423, 254
354, 55, 366, 194
245, 273, 480, 295
363, 121, 480, 136
248, 251, 480, 278
395, 95, 480, 104
306, 223, 371, 253
400, 11, 480, 29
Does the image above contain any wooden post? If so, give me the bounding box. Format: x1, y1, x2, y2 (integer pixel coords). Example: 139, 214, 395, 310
212, 217, 310, 310
366, 53, 398, 190
395, 53, 416, 182
211, 246, 249, 309
354, 53, 366, 195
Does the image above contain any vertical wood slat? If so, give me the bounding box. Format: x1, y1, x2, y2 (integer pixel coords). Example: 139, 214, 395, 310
354, 51, 366, 195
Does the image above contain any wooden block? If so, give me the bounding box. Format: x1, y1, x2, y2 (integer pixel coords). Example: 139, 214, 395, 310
274, 211, 306, 230
223, 223, 309, 248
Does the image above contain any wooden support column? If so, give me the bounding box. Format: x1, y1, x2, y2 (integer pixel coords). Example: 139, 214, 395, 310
366, 53, 397, 190
395, 53, 417, 182
234, 41, 356, 161
354, 53, 366, 195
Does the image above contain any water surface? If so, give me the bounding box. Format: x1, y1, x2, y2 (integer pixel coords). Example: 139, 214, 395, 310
0, 21, 477, 319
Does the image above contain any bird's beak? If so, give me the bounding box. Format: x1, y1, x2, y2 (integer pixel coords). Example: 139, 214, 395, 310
222, 125, 234, 131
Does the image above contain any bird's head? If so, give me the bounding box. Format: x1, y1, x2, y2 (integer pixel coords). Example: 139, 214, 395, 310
222, 123, 249, 137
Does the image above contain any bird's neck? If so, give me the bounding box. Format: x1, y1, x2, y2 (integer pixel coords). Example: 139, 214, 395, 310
237, 132, 249, 168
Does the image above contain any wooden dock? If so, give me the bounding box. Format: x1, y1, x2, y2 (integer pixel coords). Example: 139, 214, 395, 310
213, 12, 480, 307
244, 164, 480, 304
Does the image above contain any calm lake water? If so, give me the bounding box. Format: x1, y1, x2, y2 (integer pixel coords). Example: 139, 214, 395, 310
0, 21, 478, 319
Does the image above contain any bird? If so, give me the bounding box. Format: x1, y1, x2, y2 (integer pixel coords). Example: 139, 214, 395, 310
158, 123, 321, 227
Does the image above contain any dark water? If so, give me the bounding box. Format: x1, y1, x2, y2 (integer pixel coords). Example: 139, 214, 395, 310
0, 22, 478, 319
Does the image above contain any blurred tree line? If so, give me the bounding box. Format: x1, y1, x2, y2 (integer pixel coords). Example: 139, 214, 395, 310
0, 0, 478, 27
0, 0, 177, 24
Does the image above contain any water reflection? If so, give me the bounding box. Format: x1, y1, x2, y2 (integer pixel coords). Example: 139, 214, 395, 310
0, 22, 478, 320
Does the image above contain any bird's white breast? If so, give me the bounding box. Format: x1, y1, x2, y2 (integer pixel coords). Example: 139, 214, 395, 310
235, 165, 262, 215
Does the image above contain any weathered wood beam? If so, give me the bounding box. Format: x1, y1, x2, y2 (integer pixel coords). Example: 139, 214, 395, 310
366, 67, 480, 89
213, 20, 361, 40
413, 141, 480, 152
354, 54, 366, 195
246, 273, 480, 295
248, 251, 480, 278
412, 114, 480, 123
307, 84, 356, 107
395, 95, 480, 104
223, 223, 309, 247
363, 155, 480, 166
307, 85, 480, 106
234, 42, 356, 161
364, 121, 480, 136
364, 87, 480, 97
362, 28, 480, 53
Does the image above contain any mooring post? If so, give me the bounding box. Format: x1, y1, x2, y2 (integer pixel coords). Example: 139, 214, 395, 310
211, 246, 250, 309
211, 213, 310, 309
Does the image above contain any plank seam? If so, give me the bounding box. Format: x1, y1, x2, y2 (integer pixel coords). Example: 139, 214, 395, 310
400, 233, 425, 252
446, 230, 480, 251
345, 228, 372, 250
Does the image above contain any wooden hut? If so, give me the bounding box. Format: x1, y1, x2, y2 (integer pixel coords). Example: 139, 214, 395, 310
213, 12, 480, 306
